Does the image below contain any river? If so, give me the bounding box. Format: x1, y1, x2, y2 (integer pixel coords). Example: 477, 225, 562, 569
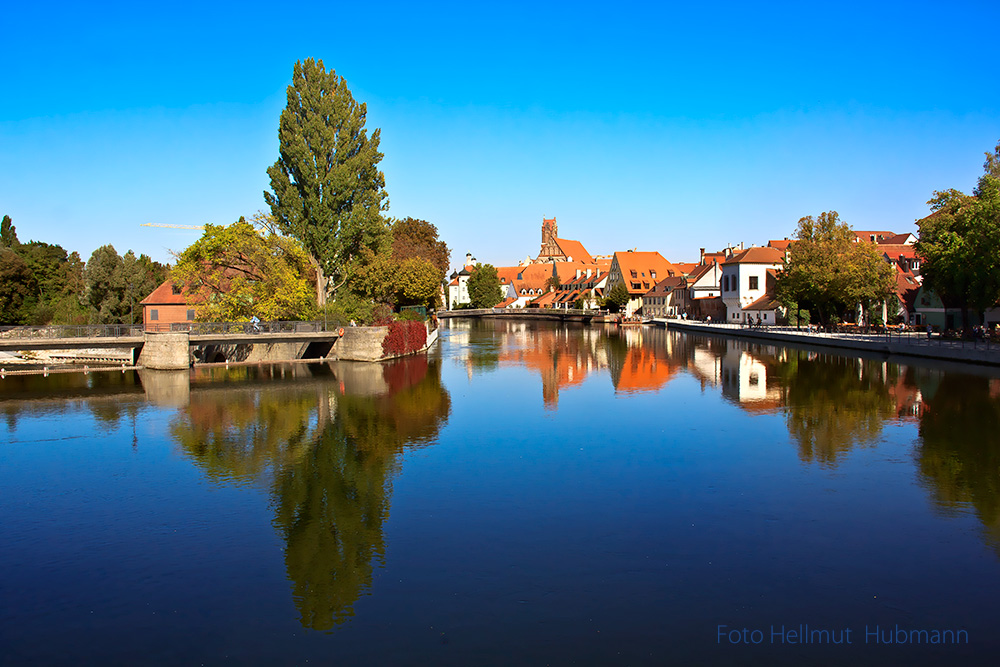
2, 320, 998, 665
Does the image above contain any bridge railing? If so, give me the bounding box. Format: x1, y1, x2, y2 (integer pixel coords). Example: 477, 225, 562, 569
0, 323, 144, 340
0, 320, 344, 340
145, 320, 339, 335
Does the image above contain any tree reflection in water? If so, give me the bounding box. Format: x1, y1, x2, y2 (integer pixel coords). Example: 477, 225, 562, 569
170, 356, 450, 631
916, 375, 1000, 551
781, 355, 899, 466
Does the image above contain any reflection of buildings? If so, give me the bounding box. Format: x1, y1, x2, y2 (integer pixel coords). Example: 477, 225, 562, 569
686, 341, 784, 413
609, 334, 680, 394
497, 323, 609, 408
718, 347, 784, 413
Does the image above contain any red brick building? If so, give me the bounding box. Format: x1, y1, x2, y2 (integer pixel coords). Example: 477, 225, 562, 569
140, 280, 196, 330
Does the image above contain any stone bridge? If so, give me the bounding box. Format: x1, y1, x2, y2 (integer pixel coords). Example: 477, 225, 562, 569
0, 322, 346, 370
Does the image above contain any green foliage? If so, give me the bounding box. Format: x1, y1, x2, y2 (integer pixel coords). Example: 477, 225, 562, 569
467, 264, 503, 308
603, 282, 630, 312
396, 308, 425, 321
84, 245, 168, 324
917, 141, 1000, 325
265, 58, 390, 305
321, 292, 372, 326
173, 218, 317, 322
786, 304, 811, 327
85, 245, 127, 324
775, 211, 895, 327
1, 215, 20, 249
391, 217, 450, 282
346, 246, 397, 305
0, 249, 38, 324
394, 257, 440, 309
573, 296, 587, 310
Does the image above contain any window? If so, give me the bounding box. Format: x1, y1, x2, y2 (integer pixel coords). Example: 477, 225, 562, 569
171, 284, 182, 295
749, 276, 759, 290
187, 309, 195, 321
150, 309, 158, 320
651, 271, 657, 280
723, 275, 729, 291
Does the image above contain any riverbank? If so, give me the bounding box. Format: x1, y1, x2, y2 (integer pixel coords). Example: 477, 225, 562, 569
658, 318, 1000, 366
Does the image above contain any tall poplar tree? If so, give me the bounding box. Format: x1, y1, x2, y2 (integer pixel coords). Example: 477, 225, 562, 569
265, 59, 390, 306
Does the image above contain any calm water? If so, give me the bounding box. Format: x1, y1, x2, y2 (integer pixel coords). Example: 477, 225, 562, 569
2, 320, 999, 665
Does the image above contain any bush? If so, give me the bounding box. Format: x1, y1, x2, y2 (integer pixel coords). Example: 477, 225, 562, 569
382, 319, 427, 357
396, 308, 425, 322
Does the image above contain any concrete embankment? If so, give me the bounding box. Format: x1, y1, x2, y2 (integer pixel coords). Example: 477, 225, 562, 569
661, 319, 1000, 367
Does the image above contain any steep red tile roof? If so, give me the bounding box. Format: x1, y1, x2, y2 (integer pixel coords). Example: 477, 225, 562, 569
744, 293, 782, 311
768, 239, 795, 251
644, 275, 687, 297
612, 251, 680, 295
879, 233, 916, 245
853, 230, 896, 243
880, 244, 918, 261
688, 263, 718, 282
722, 246, 785, 265
529, 291, 558, 308
673, 262, 699, 275
554, 238, 594, 264
140, 279, 187, 306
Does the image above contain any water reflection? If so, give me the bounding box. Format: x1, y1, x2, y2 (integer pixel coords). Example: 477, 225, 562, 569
916, 374, 1000, 551
447, 320, 1000, 555
171, 356, 451, 630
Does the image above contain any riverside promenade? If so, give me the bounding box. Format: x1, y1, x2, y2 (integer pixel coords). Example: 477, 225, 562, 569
658, 319, 1000, 366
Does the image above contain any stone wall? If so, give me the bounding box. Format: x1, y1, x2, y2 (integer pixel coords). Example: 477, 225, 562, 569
137, 332, 191, 370
331, 326, 389, 362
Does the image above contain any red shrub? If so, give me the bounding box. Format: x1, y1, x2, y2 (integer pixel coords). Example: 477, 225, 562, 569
382, 320, 427, 357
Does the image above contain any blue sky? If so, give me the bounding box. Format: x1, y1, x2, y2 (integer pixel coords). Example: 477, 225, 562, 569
2, 0, 998, 269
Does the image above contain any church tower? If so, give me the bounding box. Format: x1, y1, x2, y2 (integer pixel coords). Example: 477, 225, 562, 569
539, 217, 560, 260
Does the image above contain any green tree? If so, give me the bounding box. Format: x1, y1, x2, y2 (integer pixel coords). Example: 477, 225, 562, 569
0, 249, 37, 324
776, 211, 894, 328
391, 217, 450, 280
173, 218, 316, 322
394, 257, 440, 309
917, 141, 1000, 330
1, 215, 19, 249
85, 245, 127, 324
603, 282, 630, 312
265, 58, 390, 306
467, 263, 503, 308
121, 251, 169, 325
345, 245, 397, 306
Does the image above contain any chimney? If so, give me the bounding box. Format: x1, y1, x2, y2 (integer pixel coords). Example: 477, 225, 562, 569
586, 268, 592, 279
700, 248, 705, 264
739, 241, 744, 251
576, 269, 581, 279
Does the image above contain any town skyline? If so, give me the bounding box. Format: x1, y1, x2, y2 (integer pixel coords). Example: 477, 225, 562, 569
3, 1, 999, 268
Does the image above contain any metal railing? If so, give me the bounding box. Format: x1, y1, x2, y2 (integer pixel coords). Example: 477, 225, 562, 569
0, 320, 347, 340
0, 324, 144, 340
146, 320, 344, 335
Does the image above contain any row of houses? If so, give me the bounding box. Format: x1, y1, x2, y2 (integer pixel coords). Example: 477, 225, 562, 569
447, 217, 993, 330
